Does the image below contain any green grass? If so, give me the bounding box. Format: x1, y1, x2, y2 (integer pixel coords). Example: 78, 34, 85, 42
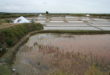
0, 65, 12, 75
85, 65, 108, 75
0, 23, 43, 56
0, 19, 11, 24
0, 23, 43, 46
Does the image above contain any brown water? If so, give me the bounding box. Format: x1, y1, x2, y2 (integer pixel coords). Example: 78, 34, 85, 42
13, 34, 110, 75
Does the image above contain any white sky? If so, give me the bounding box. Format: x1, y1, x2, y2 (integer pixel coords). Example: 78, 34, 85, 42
0, 0, 110, 13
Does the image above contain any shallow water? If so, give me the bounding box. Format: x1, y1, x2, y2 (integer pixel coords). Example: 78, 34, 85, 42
26, 34, 110, 59
13, 33, 110, 75
44, 26, 99, 30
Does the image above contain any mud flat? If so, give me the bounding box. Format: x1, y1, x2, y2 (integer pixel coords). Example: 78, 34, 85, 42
13, 33, 110, 75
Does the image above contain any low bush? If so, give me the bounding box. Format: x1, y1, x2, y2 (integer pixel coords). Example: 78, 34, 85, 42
0, 19, 11, 24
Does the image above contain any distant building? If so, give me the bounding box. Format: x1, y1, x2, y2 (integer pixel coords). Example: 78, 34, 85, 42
13, 16, 30, 23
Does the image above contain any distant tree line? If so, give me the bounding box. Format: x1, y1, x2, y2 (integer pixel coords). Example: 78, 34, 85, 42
0, 13, 37, 19
0, 12, 110, 19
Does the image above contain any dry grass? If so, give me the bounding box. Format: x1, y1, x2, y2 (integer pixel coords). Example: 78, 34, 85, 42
38, 45, 110, 75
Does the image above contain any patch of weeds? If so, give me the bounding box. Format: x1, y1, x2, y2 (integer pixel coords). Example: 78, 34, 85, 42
84, 65, 108, 75
0, 64, 12, 75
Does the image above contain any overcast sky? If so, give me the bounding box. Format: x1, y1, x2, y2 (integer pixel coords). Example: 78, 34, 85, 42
0, 0, 110, 13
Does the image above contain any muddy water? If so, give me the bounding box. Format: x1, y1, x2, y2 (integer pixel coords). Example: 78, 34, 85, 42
26, 34, 110, 59
13, 34, 110, 75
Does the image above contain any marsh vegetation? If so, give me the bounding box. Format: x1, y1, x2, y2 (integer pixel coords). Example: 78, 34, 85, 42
0, 23, 43, 57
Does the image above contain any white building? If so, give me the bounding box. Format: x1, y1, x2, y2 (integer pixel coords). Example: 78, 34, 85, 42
13, 16, 30, 23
